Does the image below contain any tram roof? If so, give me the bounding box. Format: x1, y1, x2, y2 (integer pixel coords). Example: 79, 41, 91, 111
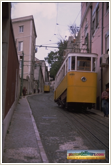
68, 53, 98, 57
55, 52, 98, 78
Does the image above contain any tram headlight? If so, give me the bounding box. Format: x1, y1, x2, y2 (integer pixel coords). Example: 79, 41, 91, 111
81, 77, 87, 82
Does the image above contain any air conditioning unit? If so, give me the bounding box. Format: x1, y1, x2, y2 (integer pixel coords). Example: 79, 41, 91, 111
35, 47, 38, 53
100, 54, 109, 67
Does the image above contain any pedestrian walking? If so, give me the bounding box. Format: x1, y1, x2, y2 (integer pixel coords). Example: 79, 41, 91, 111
101, 83, 109, 117
34, 88, 36, 93
38, 88, 40, 93
22, 87, 27, 97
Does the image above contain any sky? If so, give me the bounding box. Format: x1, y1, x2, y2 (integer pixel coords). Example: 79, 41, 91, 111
11, 2, 81, 67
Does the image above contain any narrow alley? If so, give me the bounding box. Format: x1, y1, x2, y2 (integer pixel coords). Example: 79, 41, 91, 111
3, 92, 109, 163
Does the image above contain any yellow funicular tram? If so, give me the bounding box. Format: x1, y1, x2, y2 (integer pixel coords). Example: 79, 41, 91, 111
54, 53, 98, 110
44, 82, 50, 93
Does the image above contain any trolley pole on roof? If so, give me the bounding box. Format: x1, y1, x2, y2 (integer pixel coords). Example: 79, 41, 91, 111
20, 51, 24, 98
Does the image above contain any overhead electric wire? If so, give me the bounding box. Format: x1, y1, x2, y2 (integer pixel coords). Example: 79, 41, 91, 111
48, 3, 81, 44
37, 3, 108, 52
48, 3, 59, 42
73, 8, 81, 26
35, 44, 87, 51
37, 42, 58, 46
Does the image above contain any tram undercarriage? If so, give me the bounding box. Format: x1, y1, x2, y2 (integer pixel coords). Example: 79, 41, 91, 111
56, 90, 93, 110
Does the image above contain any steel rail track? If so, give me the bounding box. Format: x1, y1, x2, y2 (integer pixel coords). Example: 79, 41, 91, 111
57, 108, 109, 163
72, 114, 109, 147
43, 93, 109, 162
85, 112, 109, 127
74, 113, 109, 139
48, 94, 109, 146
64, 110, 109, 148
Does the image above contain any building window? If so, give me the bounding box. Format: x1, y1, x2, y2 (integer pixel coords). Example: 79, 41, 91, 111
84, 24, 88, 37
107, 49, 109, 54
18, 41, 23, 51
85, 33, 88, 44
106, 2, 109, 11
86, 2, 88, 6
35, 63, 37, 69
105, 32, 109, 54
92, 19, 96, 34
96, 6, 99, 28
92, 2, 99, 34
19, 26, 24, 33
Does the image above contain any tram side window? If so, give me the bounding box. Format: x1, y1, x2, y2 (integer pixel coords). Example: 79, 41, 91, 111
77, 57, 91, 71
68, 57, 71, 71
63, 65, 65, 77
61, 68, 63, 80
66, 59, 68, 73
93, 58, 96, 71
71, 56, 75, 70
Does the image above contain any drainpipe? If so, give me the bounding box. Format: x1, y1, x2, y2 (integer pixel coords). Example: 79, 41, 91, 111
101, 3, 104, 111
90, 3, 92, 53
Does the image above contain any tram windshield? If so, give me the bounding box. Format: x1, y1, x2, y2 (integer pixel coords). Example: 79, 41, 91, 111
67, 55, 97, 72
77, 57, 91, 71
92, 57, 96, 71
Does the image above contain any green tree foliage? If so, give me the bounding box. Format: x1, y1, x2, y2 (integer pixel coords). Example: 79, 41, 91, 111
45, 40, 68, 80
44, 51, 58, 66
58, 40, 68, 57
50, 61, 61, 80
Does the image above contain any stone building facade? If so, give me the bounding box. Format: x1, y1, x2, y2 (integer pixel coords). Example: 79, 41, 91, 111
80, 2, 109, 110
12, 15, 37, 94
2, 2, 20, 153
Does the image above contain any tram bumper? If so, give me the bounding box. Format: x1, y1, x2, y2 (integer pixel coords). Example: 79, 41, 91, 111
67, 86, 96, 103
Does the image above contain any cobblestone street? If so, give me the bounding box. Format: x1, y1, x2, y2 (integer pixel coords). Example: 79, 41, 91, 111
27, 92, 108, 163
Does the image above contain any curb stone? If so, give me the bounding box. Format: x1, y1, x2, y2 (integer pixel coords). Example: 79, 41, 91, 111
26, 97, 49, 163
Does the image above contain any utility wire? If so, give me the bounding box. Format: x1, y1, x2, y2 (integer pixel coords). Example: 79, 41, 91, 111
37, 42, 58, 46
35, 44, 87, 51
73, 8, 81, 26
48, 3, 59, 42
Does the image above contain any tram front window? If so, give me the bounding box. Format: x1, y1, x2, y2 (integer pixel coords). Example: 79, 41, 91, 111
92, 58, 96, 71
77, 57, 91, 71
